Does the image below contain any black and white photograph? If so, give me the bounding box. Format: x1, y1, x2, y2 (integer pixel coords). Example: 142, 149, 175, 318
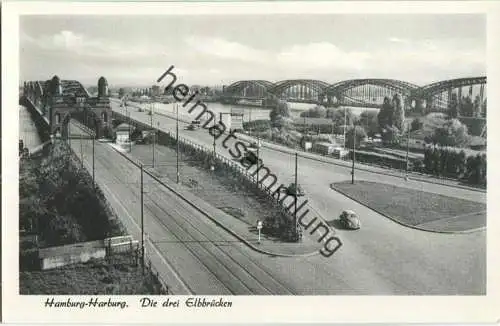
3, 1, 500, 324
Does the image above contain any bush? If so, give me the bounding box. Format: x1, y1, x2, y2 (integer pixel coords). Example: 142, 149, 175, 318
19, 141, 125, 248
422, 146, 486, 186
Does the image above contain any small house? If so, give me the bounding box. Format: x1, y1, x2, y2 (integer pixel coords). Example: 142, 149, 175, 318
115, 123, 134, 144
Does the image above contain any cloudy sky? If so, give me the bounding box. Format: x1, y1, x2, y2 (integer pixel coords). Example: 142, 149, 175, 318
20, 15, 485, 87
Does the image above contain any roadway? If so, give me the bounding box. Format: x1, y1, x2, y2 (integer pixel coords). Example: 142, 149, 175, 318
69, 121, 301, 295
70, 120, 422, 295
109, 100, 486, 294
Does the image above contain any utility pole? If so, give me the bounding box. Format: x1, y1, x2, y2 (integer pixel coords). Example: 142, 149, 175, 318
80, 134, 84, 168
127, 109, 132, 153
213, 117, 216, 156
140, 163, 145, 273
256, 133, 260, 182
176, 104, 180, 184
92, 135, 95, 189
405, 126, 410, 180
343, 107, 347, 149
351, 127, 356, 184
151, 103, 155, 168
294, 152, 298, 238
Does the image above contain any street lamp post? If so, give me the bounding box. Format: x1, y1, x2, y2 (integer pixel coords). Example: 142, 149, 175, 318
92, 134, 95, 189
140, 163, 145, 273
151, 103, 155, 168
351, 127, 356, 184
212, 118, 216, 156
256, 133, 260, 182
343, 107, 347, 149
294, 152, 299, 240
176, 104, 180, 183
405, 125, 411, 181
80, 133, 84, 168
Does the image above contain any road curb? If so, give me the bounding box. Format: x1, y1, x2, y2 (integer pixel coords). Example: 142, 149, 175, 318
106, 142, 320, 258
329, 183, 486, 235
252, 136, 486, 194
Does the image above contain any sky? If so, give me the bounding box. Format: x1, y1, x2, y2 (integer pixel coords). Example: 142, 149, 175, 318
20, 15, 486, 88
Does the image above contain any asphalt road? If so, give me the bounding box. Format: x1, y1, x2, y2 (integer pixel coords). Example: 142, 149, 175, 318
109, 101, 486, 294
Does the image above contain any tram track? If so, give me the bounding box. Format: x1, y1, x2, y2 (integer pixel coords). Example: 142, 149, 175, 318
70, 122, 296, 295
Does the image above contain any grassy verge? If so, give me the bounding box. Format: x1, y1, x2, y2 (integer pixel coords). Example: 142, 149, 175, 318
131, 144, 283, 229
19, 141, 126, 248
20, 254, 164, 295
333, 180, 486, 232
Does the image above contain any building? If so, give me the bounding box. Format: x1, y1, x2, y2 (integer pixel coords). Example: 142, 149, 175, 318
115, 123, 134, 144
151, 85, 161, 97
24, 75, 113, 138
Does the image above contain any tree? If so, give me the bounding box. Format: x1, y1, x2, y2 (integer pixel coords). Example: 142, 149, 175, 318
411, 118, 423, 132
414, 99, 425, 115
381, 125, 401, 145
329, 108, 356, 128
378, 96, 393, 129
118, 88, 126, 99
447, 93, 458, 119
473, 95, 481, 117
270, 100, 290, 126
460, 96, 474, 117
481, 98, 487, 117
300, 105, 327, 118
431, 118, 470, 147
360, 110, 379, 137
345, 126, 367, 149
423, 147, 434, 174
273, 116, 295, 131
392, 94, 404, 130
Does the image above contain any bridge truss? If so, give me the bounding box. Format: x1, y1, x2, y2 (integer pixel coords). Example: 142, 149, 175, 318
221, 76, 487, 114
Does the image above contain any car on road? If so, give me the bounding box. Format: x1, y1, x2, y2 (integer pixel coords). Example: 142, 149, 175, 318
248, 140, 261, 149
339, 210, 361, 230
285, 183, 305, 197
242, 147, 259, 165
185, 124, 196, 131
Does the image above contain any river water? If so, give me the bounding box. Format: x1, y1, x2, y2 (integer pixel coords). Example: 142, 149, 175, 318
19, 105, 42, 150
138, 101, 378, 123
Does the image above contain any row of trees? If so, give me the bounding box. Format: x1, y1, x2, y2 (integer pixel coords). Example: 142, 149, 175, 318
270, 94, 478, 149
422, 147, 486, 186
448, 93, 487, 118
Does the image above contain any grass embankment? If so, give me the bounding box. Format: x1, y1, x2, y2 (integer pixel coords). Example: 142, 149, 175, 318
19, 141, 164, 294
19, 142, 125, 248
332, 181, 486, 232
132, 144, 281, 229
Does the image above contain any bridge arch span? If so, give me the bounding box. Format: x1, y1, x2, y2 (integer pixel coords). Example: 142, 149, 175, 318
324, 78, 419, 108
267, 79, 330, 103
223, 80, 274, 100
415, 77, 486, 99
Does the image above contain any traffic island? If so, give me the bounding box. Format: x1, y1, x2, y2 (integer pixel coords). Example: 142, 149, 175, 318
116, 143, 322, 257
331, 180, 486, 233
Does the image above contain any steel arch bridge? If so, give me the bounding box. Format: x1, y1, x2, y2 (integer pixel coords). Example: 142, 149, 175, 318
407, 77, 487, 114
324, 78, 420, 107
267, 79, 330, 103
220, 76, 487, 113
224, 80, 274, 100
